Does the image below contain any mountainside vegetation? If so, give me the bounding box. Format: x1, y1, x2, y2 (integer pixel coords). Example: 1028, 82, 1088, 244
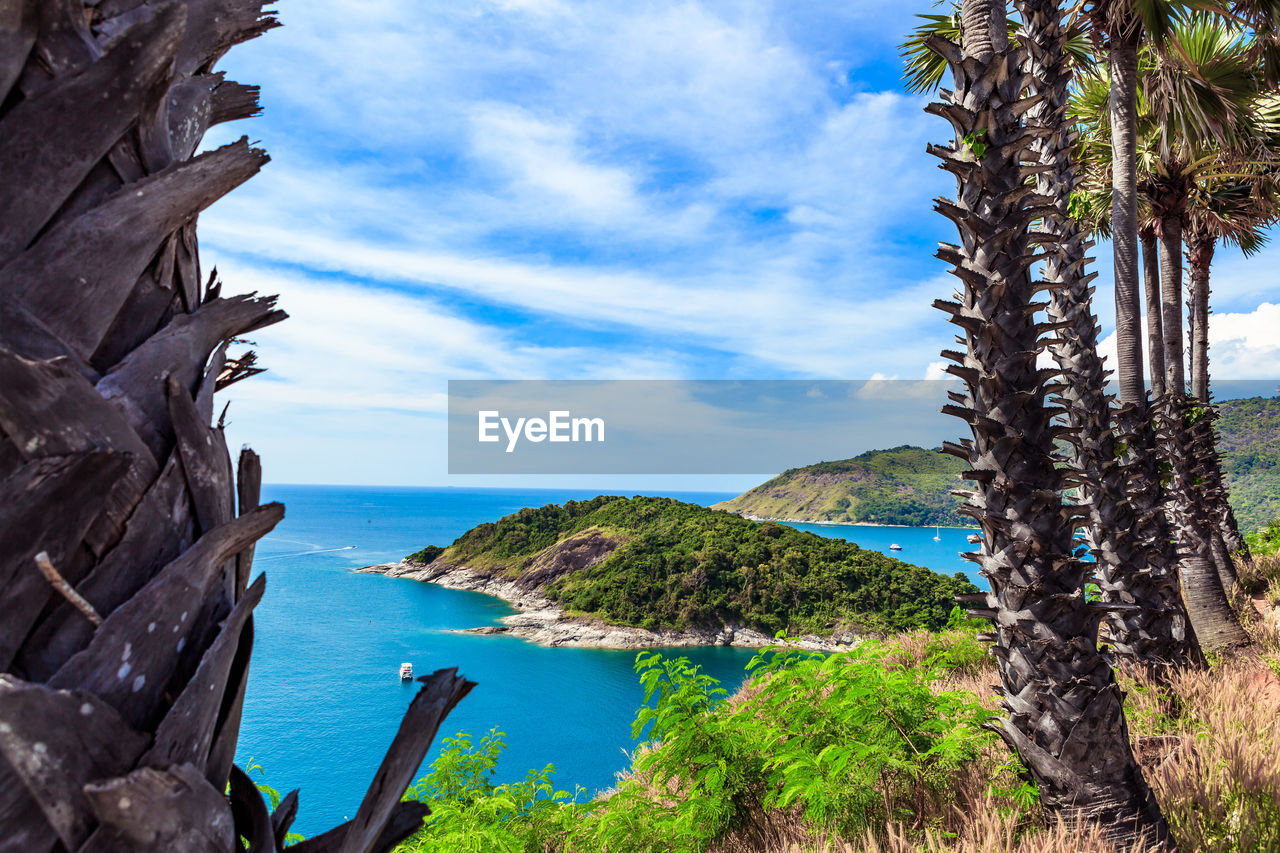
408, 496, 977, 636
713, 402, 1279, 532
713, 446, 969, 527
1216, 396, 1280, 532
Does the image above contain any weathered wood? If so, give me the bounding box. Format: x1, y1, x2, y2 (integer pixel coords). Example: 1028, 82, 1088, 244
49, 504, 283, 729
229, 763, 278, 853
337, 669, 474, 853
1, 139, 270, 360
0, 3, 184, 263
176, 0, 280, 76
17, 0, 98, 97
177, 221, 202, 311
286, 802, 431, 853
204, 611, 252, 789
236, 447, 263, 597
272, 790, 300, 849
169, 376, 233, 536
96, 293, 286, 459
0, 295, 98, 382
0, 452, 130, 671
138, 65, 218, 174
33, 551, 102, 626
0, 760, 57, 853
16, 453, 192, 681
89, 232, 181, 372
197, 342, 229, 424
0, 348, 158, 554
211, 76, 263, 125
0, 675, 149, 850
168, 76, 218, 162
82, 763, 234, 853
0, 0, 37, 104
141, 575, 264, 773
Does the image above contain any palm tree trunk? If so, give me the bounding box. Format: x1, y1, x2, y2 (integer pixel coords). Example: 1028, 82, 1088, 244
1158, 397, 1252, 652
927, 2, 1173, 844
0, 3, 469, 849
1183, 235, 1249, 562
1141, 226, 1166, 398
1186, 235, 1212, 403
1158, 213, 1186, 396
1021, 1, 1190, 667
1110, 37, 1146, 405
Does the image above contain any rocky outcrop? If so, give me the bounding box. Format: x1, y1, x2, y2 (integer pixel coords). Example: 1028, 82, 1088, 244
356, 560, 857, 652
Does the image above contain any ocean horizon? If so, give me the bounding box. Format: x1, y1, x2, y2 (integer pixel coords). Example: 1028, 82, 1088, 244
236, 484, 981, 837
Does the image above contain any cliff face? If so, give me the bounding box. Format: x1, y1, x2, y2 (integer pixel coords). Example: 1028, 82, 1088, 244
714, 446, 968, 527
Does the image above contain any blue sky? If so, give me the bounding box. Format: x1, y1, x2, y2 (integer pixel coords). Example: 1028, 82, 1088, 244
203, 0, 1280, 487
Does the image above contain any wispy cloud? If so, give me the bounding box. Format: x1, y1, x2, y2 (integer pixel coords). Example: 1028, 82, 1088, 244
201, 0, 1277, 485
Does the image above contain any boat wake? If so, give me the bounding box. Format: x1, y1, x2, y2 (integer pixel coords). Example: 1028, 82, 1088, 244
256, 545, 359, 562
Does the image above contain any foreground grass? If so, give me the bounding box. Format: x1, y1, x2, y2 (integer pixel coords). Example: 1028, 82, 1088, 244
388, 595, 1280, 853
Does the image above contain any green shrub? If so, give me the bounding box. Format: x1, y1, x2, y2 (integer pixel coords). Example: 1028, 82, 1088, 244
397, 730, 579, 853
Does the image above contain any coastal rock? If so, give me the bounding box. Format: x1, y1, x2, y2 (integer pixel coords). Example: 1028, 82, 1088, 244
356, 561, 856, 652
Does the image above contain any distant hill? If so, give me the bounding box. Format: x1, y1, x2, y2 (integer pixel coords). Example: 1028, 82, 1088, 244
713, 445, 968, 527
1217, 396, 1280, 532
712, 401, 1279, 531
407, 495, 976, 636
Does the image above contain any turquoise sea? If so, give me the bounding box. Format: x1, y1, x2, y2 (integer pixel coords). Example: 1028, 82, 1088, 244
236, 486, 980, 837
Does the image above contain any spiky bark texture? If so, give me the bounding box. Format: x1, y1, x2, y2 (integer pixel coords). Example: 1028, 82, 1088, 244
1156, 397, 1252, 653
924, 4, 1172, 845
0, 3, 469, 850
1017, 0, 1189, 666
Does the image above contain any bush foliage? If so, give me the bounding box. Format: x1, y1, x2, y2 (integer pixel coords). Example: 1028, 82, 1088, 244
393, 613, 1280, 853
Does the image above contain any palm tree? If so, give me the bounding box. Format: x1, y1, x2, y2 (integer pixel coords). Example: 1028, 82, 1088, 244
1183, 180, 1274, 560
0, 3, 469, 849
1141, 223, 1168, 397
907, 2, 1196, 669
1138, 16, 1268, 648
1080, 1, 1193, 407
1072, 18, 1262, 652
1020, 3, 1194, 665
924, 1, 1173, 843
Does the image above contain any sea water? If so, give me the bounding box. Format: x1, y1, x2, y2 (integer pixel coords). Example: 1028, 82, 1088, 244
236, 486, 980, 836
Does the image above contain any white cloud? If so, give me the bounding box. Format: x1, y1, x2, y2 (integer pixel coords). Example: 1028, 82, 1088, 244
1096, 303, 1280, 383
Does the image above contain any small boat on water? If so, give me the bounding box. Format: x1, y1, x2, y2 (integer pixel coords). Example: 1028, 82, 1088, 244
933, 525, 941, 541
399, 662, 413, 680
889, 543, 902, 551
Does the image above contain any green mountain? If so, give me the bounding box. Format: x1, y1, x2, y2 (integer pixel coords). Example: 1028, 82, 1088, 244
713, 445, 968, 527
408, 496, 977, 636
1216, 396, 1280, 532
713, 400, 1280, 531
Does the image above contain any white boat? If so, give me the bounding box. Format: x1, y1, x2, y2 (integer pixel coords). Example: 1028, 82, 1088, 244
399, 662, 413, 679
933, 525, 941, 541
889, 543, 902, 551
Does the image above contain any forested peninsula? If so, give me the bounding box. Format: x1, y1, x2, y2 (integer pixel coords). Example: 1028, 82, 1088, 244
364, 496, 976, 648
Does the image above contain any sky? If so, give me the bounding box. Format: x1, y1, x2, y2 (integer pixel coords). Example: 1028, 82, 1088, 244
202, 0, 1280, 489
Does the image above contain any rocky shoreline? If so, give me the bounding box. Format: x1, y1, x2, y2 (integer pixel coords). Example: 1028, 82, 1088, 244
356, 560, 857, 652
